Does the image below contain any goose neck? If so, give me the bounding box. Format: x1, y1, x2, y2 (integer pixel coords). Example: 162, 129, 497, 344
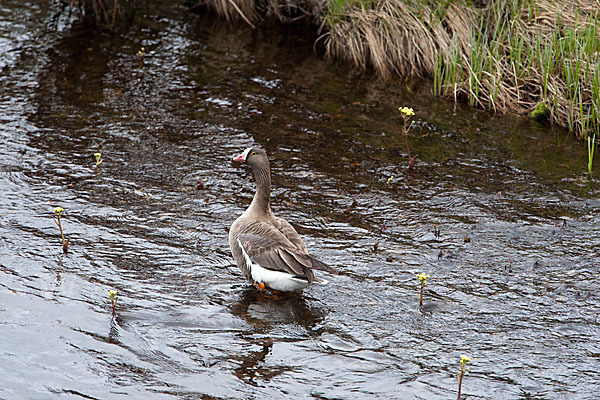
248, 165, 271, 216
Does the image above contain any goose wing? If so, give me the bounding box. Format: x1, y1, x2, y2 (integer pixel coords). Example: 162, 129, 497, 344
237, 222, 335, 283
270, 217, 308, 252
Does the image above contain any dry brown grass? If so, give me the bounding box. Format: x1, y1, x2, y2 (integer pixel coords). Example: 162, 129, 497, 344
322, 0, 600, 138
323, 1, 476, 79
196, 0, 326, 26
195, 0, 258, 26
66, 0, 146, 29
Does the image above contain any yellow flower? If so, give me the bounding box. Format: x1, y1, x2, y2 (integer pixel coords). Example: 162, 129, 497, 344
417, 273, 429, 283
398, 106, 415, 117
54, 207, 64, 215
387, 175, 394, 183
94, 152, 102, 161
109, 290, 118, 301
460, 355, 471, 367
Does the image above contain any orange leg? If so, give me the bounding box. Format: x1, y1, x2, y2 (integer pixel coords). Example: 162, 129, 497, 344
252, 282, 287, 299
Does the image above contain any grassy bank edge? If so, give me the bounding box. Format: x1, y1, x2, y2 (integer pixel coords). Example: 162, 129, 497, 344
324, 0, 600, 143
70, 0, 600, 171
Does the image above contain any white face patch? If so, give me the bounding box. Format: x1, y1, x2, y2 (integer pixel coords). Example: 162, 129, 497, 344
240, 147, 253, 161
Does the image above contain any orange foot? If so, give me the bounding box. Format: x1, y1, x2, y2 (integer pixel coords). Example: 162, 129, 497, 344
252, 282, 286, 299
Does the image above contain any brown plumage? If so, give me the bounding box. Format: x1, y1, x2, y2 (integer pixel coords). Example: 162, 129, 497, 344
228, 147, 335, 292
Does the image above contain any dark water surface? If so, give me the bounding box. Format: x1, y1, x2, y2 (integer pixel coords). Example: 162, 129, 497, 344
1, 2, 599, 399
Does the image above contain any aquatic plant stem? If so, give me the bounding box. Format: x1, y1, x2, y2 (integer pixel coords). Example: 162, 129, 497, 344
109, 290, 118, 317
54, 215, 65, 246
588, 133, 596, 177
457, 355, 470, 400
457, 373, 464, 400
403, 118, 415, 170
52, 207, 68, 254
416, 273, 428, 311
398, 107, 416, 170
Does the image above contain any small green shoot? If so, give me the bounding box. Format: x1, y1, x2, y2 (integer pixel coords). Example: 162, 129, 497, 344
109, 290, 118, 316
398, 106, 417, 170
52, 207, 68, 254
588, 133, 596, 177
417, 272, 429, 310
457, 355, 471, 399
94, 152, 103, 167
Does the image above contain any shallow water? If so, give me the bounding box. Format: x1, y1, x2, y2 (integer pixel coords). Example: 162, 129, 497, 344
1, 2, 599, 399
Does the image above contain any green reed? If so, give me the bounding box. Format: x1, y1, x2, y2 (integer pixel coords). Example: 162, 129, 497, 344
588, 133, 596, 177
432, 0, 600, 173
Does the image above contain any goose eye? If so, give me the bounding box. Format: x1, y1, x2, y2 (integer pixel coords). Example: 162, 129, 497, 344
251, 151, 256, 156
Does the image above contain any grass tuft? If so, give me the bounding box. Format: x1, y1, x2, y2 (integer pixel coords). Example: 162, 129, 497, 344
322, 0, 600, 143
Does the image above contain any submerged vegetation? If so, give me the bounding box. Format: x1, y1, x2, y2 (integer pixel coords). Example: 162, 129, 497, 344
52, 206, 69, 254
398, 106, 416, 169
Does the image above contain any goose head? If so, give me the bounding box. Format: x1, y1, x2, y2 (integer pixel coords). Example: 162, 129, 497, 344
233, 147, 269, 170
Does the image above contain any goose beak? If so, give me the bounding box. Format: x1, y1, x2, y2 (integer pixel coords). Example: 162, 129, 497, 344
232, 153, 246, 163
233, 147, 252, 163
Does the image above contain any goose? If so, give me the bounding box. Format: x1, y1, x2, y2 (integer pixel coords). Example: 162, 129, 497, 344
229, 147, 335, 292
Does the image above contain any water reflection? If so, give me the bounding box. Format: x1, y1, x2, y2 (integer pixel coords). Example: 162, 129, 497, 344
229, 289, 326, 387
232, 336, 278, 386
108, 317, 121, 345
230, 288, 325, 331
